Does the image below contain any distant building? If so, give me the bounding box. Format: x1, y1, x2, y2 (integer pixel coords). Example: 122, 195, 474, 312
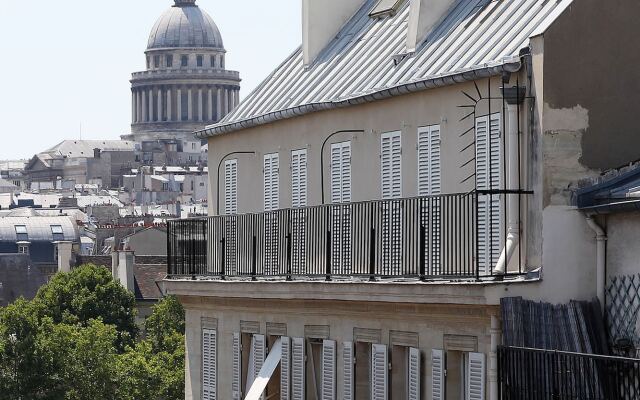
24, 140, 137, 190
124, 0, 241, 143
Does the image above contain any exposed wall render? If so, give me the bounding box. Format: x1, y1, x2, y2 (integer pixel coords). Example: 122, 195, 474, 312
542, 103, 599, 207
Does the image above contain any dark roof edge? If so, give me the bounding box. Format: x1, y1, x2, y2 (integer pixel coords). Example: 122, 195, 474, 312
195, 60, 522, 139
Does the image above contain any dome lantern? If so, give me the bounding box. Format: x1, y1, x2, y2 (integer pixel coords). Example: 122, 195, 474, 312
174, 0, 196, 6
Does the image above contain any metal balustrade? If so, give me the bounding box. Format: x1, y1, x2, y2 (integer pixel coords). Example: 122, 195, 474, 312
167, 190, 529, 281
498, 346, 640, 400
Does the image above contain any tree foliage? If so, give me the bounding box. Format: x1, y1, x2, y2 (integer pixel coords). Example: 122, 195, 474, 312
0, 265, 185, 400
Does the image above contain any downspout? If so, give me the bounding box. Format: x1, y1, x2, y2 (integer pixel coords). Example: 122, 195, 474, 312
585, 215, 607, 313
494, 87, 526, 275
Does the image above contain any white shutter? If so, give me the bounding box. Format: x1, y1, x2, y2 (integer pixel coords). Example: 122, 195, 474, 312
232, 333, 241, 400
408, 347, 420, 400
476, 114, 503, 275
467, 353, 486, 400
342, 342, 354, 400
431, 349, 445, 400
321, 340, 336, 400
418, 125, 441, 196
253, 334, 266, 382
381, 131, 402, 200
371, 344, 388, 400
202, 329, 217, 400
291, 149, 308, 208
264, 153, 280, 211
281, 337, 291, 400
291, 338, 305, 400
330, 142, 351, 204
225, 159, 238, 214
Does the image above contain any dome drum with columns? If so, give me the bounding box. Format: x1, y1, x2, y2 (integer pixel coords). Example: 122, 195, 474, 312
127, 0, 241, 142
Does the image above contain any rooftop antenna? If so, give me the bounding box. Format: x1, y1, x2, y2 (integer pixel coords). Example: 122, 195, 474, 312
79, 122, 82, 140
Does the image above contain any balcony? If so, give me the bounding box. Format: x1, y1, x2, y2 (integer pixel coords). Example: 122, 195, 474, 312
167, 190, 530, 281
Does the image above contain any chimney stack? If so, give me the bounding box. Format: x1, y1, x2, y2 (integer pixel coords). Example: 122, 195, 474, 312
302, 0, 363, 66
112, 250, 135, 294
56, 241, 74, 273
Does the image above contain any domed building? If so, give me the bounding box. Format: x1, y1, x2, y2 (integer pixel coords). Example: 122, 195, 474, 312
128, 0, 241, 142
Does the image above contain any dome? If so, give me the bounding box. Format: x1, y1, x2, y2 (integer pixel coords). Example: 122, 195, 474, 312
147, 0, 224, 50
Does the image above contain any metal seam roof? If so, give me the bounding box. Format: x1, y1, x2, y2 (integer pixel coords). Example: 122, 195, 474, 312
198, 0, 572, 138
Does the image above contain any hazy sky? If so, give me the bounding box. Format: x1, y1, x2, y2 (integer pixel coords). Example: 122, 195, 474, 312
0, 0, 301, 160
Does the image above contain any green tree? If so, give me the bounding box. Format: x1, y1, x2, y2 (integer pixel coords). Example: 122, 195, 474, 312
35, 264, 138, 349
144, 295, 185, 352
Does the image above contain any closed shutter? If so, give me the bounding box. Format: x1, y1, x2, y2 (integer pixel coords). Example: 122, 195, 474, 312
330, 141, 352, 274
281, 337, 291, 400
232, 333, 241, 400
371, 344, 388, 400
381, 131, 402, 200
202, 329, 217, 400
476, 114, 503, 275
418, 125, 442, 275
225, 159, 238, 214
291, 338, 305, 400
408, 347, 420, 400
342, 342, 354, 400
291, 149, 308, 275
264, 153, 280, 211
291, 149, 308, 208
381, 131, 403, 275
321, 340, 336, 400
431, 349, 445, 400
467, 353, 486, 400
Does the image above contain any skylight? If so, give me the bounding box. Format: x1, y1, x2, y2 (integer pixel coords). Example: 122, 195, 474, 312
370, 0, 404, 18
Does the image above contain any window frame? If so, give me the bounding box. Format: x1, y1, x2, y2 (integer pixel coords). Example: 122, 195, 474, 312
181, 55, 189, 67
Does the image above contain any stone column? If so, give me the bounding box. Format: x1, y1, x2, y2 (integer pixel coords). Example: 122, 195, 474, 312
223, 88, 228, 116
135, 90, 140, 123
187, 88, 193, 121
177, 88, 182, 121
167, 88, 172, 122
489, 313, 501, 400
142, 90, 147, 122
198, 89, 203, 121
208, 88, 213, 121
148, 89, 154, 122
131, 91, 136, 123
235, 89, 240, 107
216, 87, 223, 119
157, 87, 163, 122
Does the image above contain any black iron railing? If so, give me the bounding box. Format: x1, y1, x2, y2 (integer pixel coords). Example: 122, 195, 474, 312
498, 346, 640, 400
167, 190, 529, 280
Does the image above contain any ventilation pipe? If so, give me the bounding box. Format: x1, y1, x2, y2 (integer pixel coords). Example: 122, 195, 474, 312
585, 215, 606, 313
493, 86, 526, 275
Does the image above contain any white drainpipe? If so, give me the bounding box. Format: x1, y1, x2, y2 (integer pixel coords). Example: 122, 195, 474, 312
585, 215, 607, 312
494, 91, 522, 275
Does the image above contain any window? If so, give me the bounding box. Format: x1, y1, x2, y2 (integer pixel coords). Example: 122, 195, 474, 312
18, 244, 29, 254
166, 55, 173, 68
330, 142, 352, 204
15, 225, 28, 241
162, 182, 169, 191
291, 149, 308, 208
191, 180, 195, 191
370, 0, 403, 18
210, 55, 216, 68
380, 131, 402, 199
181, 55, 189, 67
433, 350, 486, 400
475, 113, 503, 275
197, 55, 203, 67
418, 125, 441, 196
202, 329, 217, 400
192, 143, 197, 150
51, 225, 64, 241
154, 55, 160, 68
263, 153, 280, 211
225, 159, 238, 215
146, 56, 150, 69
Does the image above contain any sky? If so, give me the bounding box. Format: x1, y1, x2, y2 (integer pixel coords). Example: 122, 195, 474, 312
0, 0, 301, 160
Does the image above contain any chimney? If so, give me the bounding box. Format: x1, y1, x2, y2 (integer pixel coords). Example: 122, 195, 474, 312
406, 0, 456, 52
94, 148, 102, 159
56, 241, 73, 273
112, 250, 135, 294
302, 0, 363, 65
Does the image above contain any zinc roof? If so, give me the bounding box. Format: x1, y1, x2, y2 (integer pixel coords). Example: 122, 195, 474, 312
202, 0, 572, 137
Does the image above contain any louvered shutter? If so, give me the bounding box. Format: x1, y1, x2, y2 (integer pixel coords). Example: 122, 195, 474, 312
330, 142, 352, 204
476, 114, 503, 275
232, 333, 241, 400
408, 347, 420, 400
320, 340, 336, 400
264, 153, 280, 211
381, 131, 402, 200
342, 342, 354, 400
202, 329, 217, 400
418, 126, 442, 275
281, 337, 291, 400
431, 349, 445, 400
467, 353, 486, 400
291, 338, 305, 400
371, 344, 388, 400
253, 334, 266, 382
225, 159, 238, 214
291, 149, 308, 208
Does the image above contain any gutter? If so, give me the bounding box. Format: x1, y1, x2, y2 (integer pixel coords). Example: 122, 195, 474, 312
195, 60, 522, 139
584, 215, 607, 313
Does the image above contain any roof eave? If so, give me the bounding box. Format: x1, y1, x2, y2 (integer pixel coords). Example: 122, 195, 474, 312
195, 60, 522, 139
